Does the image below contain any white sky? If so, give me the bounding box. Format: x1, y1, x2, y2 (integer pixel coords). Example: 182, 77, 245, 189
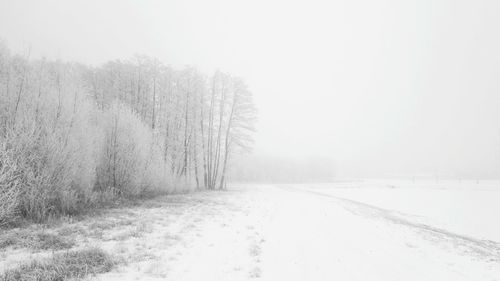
1, 0, 500, 178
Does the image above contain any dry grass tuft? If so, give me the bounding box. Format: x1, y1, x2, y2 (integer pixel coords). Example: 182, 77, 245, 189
0, 231, 74, 251
0, 247, 115, 281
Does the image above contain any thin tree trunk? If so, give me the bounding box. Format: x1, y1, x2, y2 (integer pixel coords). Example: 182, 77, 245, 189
193, 126, 200, 189
112, 113, 119, 189
12, 49, 30, 127
152, 76, 156, 129
12, 62, 28, 126
54, 69, 62, 129
219, 92, 236, 190
207, 74, 216, 189
199, 91, 208, 188
182, 88, 189, 177
35, 59, 45, 123
212, 81, 226, 188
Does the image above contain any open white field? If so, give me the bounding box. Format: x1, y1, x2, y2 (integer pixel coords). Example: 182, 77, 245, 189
1, 182, 499, 281
303, 180, 500, 242
258, 182, 500, 281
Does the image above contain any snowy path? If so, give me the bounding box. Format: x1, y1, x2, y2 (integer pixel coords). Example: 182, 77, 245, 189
95, 184, 499, 281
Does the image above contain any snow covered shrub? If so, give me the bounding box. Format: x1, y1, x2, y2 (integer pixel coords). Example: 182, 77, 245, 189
0, 42, 215, 222
0, 144, 21, 225
0, 56, 103, 222
96, 102, 153, 196
0, 125, 73, 222
59, 99, 104, 210
0, 99, 102, 221
95, 102, 175, 197
137, 132, 175, 196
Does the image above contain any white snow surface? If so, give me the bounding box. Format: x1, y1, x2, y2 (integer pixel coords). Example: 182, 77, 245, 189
100, 181, 499, 281
305, 179, 500, 242
3, 181, 499, 280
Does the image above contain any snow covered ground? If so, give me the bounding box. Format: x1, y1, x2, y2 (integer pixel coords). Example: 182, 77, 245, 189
2, 181, 499, 280
259, 182, 500, 281
304, 180, 500, 242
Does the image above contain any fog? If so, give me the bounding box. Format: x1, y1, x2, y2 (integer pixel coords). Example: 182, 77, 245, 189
2, 0, 500, 180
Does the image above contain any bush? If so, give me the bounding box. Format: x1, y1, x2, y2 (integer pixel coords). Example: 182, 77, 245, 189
95, 102, 173, 197
0, 43, 196, 224
0, 58, 104, 222
0, 97, 103, 222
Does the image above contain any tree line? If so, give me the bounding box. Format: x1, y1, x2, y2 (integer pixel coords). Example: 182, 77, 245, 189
0, 42, 256, 224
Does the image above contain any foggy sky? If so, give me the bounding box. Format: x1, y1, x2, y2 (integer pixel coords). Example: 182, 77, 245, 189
1, 0, 500, 179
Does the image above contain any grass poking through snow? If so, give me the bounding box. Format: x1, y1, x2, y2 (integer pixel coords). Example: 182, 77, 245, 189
0, 231, 75, 251
0, 247, 115, 281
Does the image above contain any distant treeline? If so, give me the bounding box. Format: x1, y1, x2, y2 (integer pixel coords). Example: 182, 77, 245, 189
0, 42, 255, 224
230, 155, 335, 183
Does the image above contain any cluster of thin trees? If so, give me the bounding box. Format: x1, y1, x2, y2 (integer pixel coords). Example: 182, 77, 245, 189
0, 42, 255, 223
90, 57, 255, 189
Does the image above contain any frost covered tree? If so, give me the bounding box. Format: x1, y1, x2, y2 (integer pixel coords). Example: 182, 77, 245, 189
0, 42, 256, 224
202, 72, 256, 189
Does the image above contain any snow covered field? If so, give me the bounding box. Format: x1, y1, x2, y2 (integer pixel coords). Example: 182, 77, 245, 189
1, 181, 499, 280
259, 182, 500, 281
94, 181, 500, 280
304, 180, 500, 242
